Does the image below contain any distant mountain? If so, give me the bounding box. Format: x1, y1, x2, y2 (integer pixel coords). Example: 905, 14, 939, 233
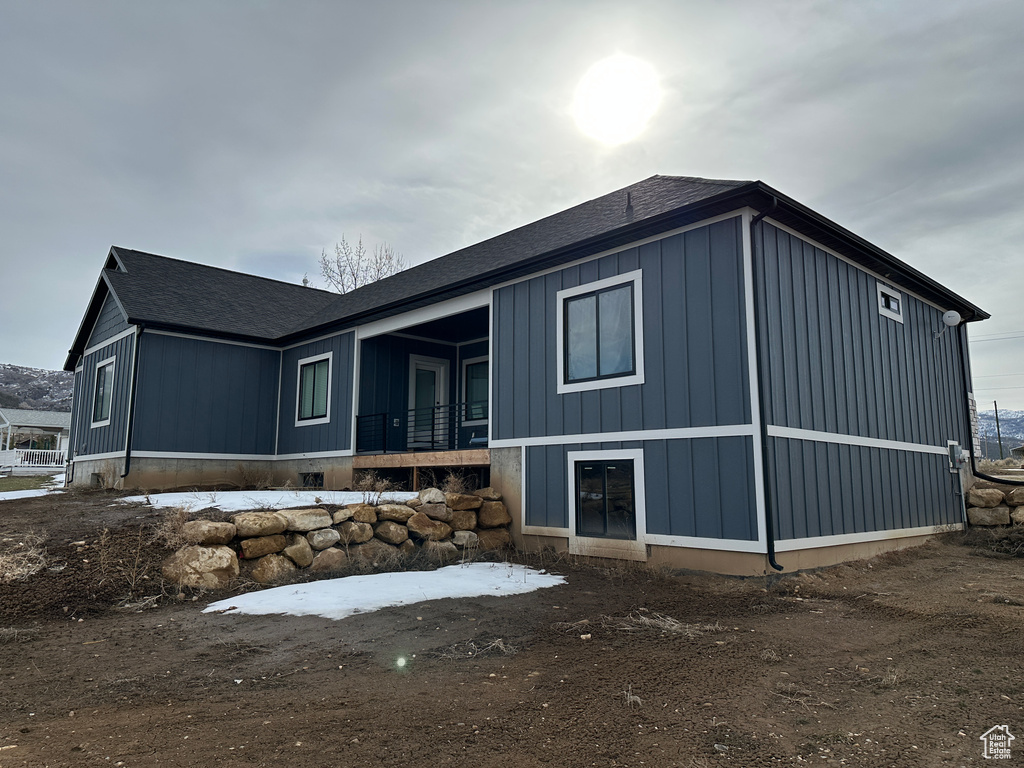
977, 409, 1024, 458
0, 363, 74, 412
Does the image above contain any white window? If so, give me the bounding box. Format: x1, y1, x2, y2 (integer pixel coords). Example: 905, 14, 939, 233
295, 351, 332, 427
877, 282, 904, 324
91, 356, 115, 428
566, 448, 647, 560
461, 356, 488, 425
556, 270, 645, 394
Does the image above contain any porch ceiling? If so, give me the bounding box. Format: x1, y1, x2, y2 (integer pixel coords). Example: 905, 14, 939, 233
397, 306, 488, 343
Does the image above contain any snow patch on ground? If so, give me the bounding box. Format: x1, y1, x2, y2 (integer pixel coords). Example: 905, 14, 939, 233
204, 563, 565, 621
120, 489, 417, 512
0, 488, 57, 502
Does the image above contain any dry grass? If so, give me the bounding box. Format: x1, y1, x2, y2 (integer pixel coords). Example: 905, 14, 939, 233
759, 648, 782, 663
149, 506, 191, 549
0, 627, 41, 644
440, 470, 472, 495
353, 470, 395, 505
959, 526, 1024, 557
436, 638, 518, 660
235, 462, 274, 491
0, 533, 49, 584
601, 609, 722, 638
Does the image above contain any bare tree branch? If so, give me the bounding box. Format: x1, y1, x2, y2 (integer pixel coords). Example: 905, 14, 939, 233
318, 235, 407, 293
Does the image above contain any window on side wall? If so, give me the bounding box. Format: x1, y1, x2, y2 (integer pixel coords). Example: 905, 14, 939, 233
877, 282, 904, 324
296, 352, 332, 426
556, 270, 644, 394
462, 356, 488, 424
91, 357, 115, 427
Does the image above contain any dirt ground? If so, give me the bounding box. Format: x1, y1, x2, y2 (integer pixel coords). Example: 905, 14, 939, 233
1, 491, 1023, 767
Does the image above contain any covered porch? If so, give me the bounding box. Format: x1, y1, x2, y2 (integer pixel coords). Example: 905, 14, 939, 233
355, 305, 489, 457
0, 408, 69, 475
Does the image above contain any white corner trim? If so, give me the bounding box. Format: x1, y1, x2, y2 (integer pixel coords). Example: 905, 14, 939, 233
294, 351, 333, 427
876, 282, 904, 324
774, 523, 962, 552
765, 425, 949, 456
556, 269, 645, 395
742, 209, 769, 550
83, 326, 135, 359
566, 448, 647, 559
90, 356, 116, 428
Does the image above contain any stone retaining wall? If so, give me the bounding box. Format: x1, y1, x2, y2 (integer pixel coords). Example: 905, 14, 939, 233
966, 483, 1024, 527
161, 487, 512, 589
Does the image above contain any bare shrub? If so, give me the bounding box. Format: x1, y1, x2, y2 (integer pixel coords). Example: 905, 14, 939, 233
0, 533, 48, 583
879, 666, 905, 688
759, 648, 782, 663
621, 684, 642, 708
353, 470, 394, 505
236, 462, 274, 491
150, 506, 191, 549
440, 470, 472, 495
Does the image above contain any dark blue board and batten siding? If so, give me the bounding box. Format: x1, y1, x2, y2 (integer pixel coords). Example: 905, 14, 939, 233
524, 438, 758, 541
87, 292, 130, 349
277, 333, 355, 455
492, 217, 750, 441
71, 331, 135, 458
755, 221, 969, 540
132, 334, 279, 455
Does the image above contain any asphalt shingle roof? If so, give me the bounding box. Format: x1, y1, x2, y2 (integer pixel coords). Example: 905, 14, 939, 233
0, 408, 71, 430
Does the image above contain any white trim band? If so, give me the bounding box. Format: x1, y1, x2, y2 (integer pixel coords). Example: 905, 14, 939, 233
765, 425, 950, 456
775, 523, 961, 552
490, 423, 756, 449
83, 327, 135, 358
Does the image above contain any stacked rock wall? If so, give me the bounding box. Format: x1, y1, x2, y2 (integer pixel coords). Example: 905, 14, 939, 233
161, 487, 512, 589
966, 485, 1024, 527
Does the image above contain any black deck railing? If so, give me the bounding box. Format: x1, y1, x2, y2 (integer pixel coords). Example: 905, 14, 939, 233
356, 402, 488, 454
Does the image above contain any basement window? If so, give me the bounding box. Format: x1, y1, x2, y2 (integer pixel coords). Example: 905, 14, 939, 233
877, 283, 904, 324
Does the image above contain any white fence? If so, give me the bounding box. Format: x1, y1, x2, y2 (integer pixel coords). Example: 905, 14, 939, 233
0, 449, 66, 475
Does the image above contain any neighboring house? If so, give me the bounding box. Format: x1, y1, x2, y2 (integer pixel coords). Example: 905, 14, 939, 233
62, 175, 987, 574
0, 407, 70, 451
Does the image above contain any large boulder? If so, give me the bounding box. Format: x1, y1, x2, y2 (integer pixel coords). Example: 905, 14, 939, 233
182, 520, 236, 546
423, 540, 459, 562
1011, 507, 1024, 525
377, 504, 415, 523
421, 503, 453, 523
240, 534, 287, 559
278, 508, 333, 532
450, 508, 477, 531
968, 488, 1005, 509
476, 528, 512, 550
418, 487, 445, 505
348, 504, 379, 524
1006, 488, 1024, 506
307, 528, 342, 550
251, 554, 297, 584
162, 545, 239, 589
473, 487, 502, 501
282, 534, 314, 567
399, 539, 416, 555
337, 521, 374, 544
446, 493, 483, 511
374, 520, 409, 545
353, 538, 402, 565
231, 511, 287, 537
477, 501, 511, 528
332, 507, 355, 524
968, 506, 1011, 526
406, 512, 452, 541
310, 547, 349, 573
453, 530, 479, 548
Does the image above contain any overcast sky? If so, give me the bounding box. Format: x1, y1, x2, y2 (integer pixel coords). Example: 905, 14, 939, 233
2, 1, 1022, 408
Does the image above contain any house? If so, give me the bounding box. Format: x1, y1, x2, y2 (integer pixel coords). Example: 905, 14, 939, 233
0, 407, 70, 475
62, 175, 987, 574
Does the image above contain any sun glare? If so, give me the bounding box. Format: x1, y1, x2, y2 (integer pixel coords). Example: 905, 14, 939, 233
571, 54, 662, 145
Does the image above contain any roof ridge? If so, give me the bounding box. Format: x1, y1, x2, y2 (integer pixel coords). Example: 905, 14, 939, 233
110, 247, 338, 297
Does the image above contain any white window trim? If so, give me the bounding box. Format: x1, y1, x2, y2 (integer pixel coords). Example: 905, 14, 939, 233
294, 351, 333, 427
556, 270, 645, 394
90, 356, 116, 428
461, 355, 489, 427
566, 448, 647, 561
876, 282, 904, 324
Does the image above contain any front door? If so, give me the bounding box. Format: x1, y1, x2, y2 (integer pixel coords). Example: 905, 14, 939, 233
408, 356, 449, 448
